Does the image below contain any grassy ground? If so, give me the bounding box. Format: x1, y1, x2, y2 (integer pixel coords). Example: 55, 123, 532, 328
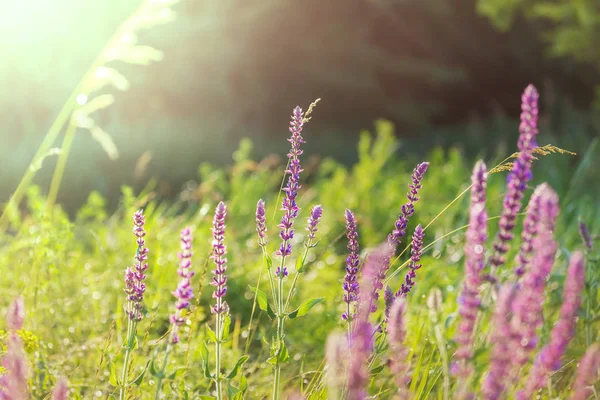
0, 115, 598, 398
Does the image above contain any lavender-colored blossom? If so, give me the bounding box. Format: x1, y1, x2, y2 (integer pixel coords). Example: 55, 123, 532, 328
343, 209, 361, 321
520, 252, 586, 399
383, 286, 395, 319
52, 378, 69, 400
396, 225, 424, 298
482, 285, 517, 400
360, 242, 395, 316
170, 227, 194, 344
124, 210, 149, 322
388, 298, 409, 396
454, 161, 488, 377
571, 343, 600, 400
210, 201, 229, 315
347, 319, 373, 400
490, 84, 540, 269
388, 162, 429, 247
6, 296, 25, 331
579, 220, 593, 251
306, 204, 323, 241
514, 184, 545, 277
276, 106, 306, 275
325, 332, 349, 399
511, 185, 559, 366
256, 199, 267, 247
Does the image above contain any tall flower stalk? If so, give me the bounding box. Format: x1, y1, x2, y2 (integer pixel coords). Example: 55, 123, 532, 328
343, 209, 360, 327
519, 252, 586, 399
454, 161, 488, 385
388, 298, 409, 399
571, 343, 600, 400
120, 210, 148, 400
490, 84, 540, 274
396, 225, 425, 298
0, 298, 29, 400
514, 184, 545, 277
154, 227, 194, 400
211, 202, 228, 400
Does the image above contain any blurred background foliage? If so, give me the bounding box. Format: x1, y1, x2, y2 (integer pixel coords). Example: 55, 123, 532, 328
0, 0, 599, 212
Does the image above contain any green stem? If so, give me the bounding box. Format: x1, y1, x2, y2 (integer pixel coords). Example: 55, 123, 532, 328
154, 343, 172, 400
283, 243, 311, 313
215, 307, 223, 400
273, 267, 286, 400
46, 120, 77, 209
119, 317, 137, 400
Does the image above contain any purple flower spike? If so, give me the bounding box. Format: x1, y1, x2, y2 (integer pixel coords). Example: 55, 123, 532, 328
52, 378, 69, 400
454, 161, 488, 377
0, 335, 29, 400
343, 209, 360, 321
579, 220, 593, 251
388, 162, 429, 247
491, 84, 540, 270
210, 202, 229, 315
383, 286, 395, 319
347, 319, 373, 400
170, 227, 194, 344
359, 242, 395, 317
511, 185, 559, 367
514, 184, 546, 277
124, 210, 149, 322
482, 285, 517, 400
306, 204, 323, 241
276, 106, 305, 266
396, 225, 425, 298
519, 252, 586, 399
256, 199, 267, 247
388, 298, 409, 395
571, 343, 600, 400
6, 296, 25, 331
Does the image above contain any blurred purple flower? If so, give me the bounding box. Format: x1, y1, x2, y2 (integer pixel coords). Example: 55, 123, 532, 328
396, 225, 424, 297
383, 286, 395, 319
388, 162, 429, 247
6, 296, 25, 331
347, 319, 373, 400
359, 242, 395, 316
482, 285, 517, 400
520, 252, 586, 399
306, 205, 323, 241
276, 106, 306, 275
571, 343, 600, 400
343, 209, 360, 321
325, 332, 348, 398
256, 199, 267, 247
211, 201, 229, 315
514, 184, 545, 277
0, 298, 30, 400
511, 185, 559, 366
52, 378, 69, 400
388, 298, 409, 396
579, 220, 593, 251
454, 160, 487, 378
491, 84, 540, 269
170, 227, 194, 344
124, 210, 148, 322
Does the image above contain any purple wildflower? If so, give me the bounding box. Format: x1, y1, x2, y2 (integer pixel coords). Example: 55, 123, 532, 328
124, 210, 148, 322
52, 378, 69, 400
170, 227, 194, 344
343, 209, 361, 321
571, 343, 600, 400
514, 184, 545, 277
579, 220, 593, 251
276, 106, 306, 277
482, 285, 517, 400
6, 296, 25, 331
388, 298, 409, 396
388, 162, 429, 247
360, 242, 395, 316
347, 319, 373, 400
306, 204, 323, 241
383, 286, 395, 319
211, 201, 229, 315
490, 84, 540, 270
454, 160, 488, 378
511, 185, 559, 367
256, 199, 267, 247
396, 225, 424, 297
520, 252, 586, 399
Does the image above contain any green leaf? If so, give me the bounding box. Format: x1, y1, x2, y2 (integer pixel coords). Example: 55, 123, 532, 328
288, 298, 323, 319
205, 324, 218, 343
109, 361, 119, 387
227, 381, 240, 398
226, 355, 249, 380
369, 364, 385, 375
149, 359, 164, 379
130, 361, 150, 386
295, 252, 307, 273
249, 286, 276, 319
277, 341, 289, 363
239, 374, 248, 392
167, 367, 187, 380
201, 341, 212, 379
222, 315, 231, 341
264, 252, 273, 271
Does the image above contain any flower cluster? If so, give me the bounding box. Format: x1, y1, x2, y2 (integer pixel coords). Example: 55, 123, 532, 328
388, 298, 409, 396
491, 84, 539, 269
0, 298, 29, 400
211, 201, 229, 315
170, 227, 194, 344
396, 225, 424, 297
454, 161, 488, 377
571, 344, 600, 400
342, 209, 360, 321
388, 162, 429, 247
256, 199, 267, 247
306, 205, 323, 241
361, 242, 395, 315
276, 106, 305, 272
514, 184, 545, 277
124, 210, 149, 322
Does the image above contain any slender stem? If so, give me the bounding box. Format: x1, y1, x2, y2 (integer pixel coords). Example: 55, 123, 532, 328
273, 273, 285, 400
284, 243, 311, 312
119, 317, 137, 400
154, 343, 172, 400
46, 120, 77, 209
215, 309, 223, 399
